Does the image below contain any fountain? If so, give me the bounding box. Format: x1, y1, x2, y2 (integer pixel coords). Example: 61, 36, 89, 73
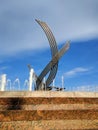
61, 76, 64, 89
13, 78, 20, 91
43, 77, 46, 91
24, 79, 29, 90
52, 79, 55, 87
6, 79, 12, 91
0, 74, 7, 91
28, 65, 37, 91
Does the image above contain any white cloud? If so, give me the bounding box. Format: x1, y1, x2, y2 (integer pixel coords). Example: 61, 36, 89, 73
0, 66, 9, 72
0, 66, 8, 70
0, 0, 98, 56
64, 67, 90, 78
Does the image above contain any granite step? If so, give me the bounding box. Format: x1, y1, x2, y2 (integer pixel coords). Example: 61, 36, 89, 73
0, 120, 98, 130
0, 92, 98, 129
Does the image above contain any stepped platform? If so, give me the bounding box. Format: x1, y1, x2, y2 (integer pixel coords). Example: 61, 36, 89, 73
0, 91, 98, 130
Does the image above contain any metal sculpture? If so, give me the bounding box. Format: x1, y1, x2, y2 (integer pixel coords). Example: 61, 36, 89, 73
30, 20, 70, 90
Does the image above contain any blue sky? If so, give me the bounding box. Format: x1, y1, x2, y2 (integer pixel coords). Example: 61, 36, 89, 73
0, 0, 98, 91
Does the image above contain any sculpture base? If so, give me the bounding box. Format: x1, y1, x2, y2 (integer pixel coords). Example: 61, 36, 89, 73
0, 91, 98, 129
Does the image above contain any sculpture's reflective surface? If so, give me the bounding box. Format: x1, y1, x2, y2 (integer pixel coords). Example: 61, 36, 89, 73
32, 20, 70, 90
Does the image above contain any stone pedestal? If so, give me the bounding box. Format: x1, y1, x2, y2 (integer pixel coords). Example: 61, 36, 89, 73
0, 91, 98, 129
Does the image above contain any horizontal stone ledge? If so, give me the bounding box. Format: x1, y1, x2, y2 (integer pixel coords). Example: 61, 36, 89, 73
0, 97, 98, 105
0, 110, 98, 121
0, 91, 98, 97
0, 120, 98, 130
0, 104, 98, 111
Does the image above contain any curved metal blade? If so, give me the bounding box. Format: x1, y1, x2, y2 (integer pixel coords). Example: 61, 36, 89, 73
36, 41, 70, 90
35, 19, 58, 89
